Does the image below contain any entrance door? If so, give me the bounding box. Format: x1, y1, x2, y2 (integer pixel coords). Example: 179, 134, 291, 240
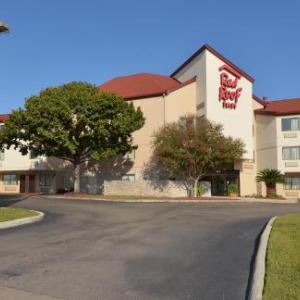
20, 175, 26, 193
212, 176, 226, 196
29, 174, 35, 193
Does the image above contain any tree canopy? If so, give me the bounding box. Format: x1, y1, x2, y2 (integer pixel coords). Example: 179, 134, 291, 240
152, 115, 245, 196
0, 82, 145, 192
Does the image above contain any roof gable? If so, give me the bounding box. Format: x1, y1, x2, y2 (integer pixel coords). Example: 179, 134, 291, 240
170, 44, 254, 83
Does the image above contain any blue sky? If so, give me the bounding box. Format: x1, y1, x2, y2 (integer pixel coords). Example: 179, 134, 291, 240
1, 0, 300, 113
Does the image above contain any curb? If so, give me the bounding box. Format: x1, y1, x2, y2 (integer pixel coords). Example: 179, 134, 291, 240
40, 195, 298, 204
248, 216, 276, 300
0, 210, 45, 230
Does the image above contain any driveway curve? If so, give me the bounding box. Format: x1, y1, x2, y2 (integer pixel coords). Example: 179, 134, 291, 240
0, 196, 299, 300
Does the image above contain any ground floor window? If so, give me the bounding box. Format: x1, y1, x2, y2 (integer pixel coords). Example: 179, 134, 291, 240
39, 174, 52, 187
3, 175, 18, 185
284, 176, 300, 190
121, 174, 135, 182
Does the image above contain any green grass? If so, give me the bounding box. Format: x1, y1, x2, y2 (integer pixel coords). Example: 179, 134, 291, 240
0, 207, 38, 222
263, 214, 300, 300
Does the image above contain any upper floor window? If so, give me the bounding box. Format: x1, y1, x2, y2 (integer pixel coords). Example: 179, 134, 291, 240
30, 150, 38, 159
282, 117, 300, 131
282, 146, 300, 160
0, 151, 4, 161
124, 150, 135, 161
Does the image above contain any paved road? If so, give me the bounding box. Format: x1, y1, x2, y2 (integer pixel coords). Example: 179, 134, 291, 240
0, 196, 299, 300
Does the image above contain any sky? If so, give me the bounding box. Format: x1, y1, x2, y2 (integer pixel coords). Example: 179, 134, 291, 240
1, 0, 300, 113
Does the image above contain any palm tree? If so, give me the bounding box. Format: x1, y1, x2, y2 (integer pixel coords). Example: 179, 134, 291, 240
256, 168, 284, 197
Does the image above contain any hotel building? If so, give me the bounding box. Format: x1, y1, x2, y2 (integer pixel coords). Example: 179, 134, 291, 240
0, 44, 299, 198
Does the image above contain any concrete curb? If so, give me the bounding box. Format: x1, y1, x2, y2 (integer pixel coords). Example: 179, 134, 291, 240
41, 195, 298, 204
0, 210, 45, 230
248, 216, 276, 300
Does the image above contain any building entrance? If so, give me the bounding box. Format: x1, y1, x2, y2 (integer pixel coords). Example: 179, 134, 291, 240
202, 171, 239, 196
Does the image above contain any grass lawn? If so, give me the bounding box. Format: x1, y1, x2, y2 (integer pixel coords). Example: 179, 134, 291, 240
263, 214, 300, 300
0, 207, 38, 222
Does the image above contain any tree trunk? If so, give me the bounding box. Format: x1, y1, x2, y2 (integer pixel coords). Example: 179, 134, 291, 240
73, 162, 81, 193
266, 184, 276, 198
193, 175, 201, 197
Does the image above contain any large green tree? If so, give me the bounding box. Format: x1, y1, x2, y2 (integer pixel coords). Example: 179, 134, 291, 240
152, 115, 245, 196
0, 82, 145, 193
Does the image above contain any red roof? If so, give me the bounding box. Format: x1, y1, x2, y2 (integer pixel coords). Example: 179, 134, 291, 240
0, 114, 9, 122
99, 73, 181, 100
171, 44, 255, 83
255, 98, 300, 116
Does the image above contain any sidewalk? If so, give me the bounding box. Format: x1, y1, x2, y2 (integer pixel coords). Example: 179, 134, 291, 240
41, 194, 298, 204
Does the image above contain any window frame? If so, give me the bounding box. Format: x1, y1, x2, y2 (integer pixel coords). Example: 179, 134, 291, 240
3, 175, 18, 185
121, 174, 135, 182
282, 146, 300, 160
0, 150, 4, 161
281, 117, 300, 132
39, 174, 52, 187
284, 176, 300, 190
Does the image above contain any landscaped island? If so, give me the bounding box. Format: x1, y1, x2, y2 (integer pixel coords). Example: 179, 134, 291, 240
0, 207, 38, 222
264, 213, 300, 299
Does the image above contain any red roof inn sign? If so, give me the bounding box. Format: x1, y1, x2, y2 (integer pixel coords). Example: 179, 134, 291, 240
218, 64, 243, 109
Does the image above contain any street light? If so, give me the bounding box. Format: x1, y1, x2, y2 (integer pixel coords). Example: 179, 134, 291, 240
0, 22, 9, 33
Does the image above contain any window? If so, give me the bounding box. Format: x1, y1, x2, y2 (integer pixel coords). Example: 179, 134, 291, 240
282, 146, 300, 160
39, 174, 52, 187
3, 175, 18, 185
282, 117, 300, 131
124, 150, 135, 161
0, 151, 4, 161
121, 174, 135, 182
30, 151, 38, 159
284, 177, 300, 190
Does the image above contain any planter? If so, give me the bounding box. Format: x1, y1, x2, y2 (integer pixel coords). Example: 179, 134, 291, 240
229, 192, 239, 197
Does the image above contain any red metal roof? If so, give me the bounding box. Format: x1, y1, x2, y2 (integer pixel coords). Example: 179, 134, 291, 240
99, 73, 181, 100
255, 98, 300, 116
0, 114, 9, 122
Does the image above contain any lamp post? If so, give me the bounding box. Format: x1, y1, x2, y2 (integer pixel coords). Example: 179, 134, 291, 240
0, 22, 9, 33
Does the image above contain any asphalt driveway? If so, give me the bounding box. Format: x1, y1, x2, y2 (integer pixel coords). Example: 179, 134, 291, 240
0, 196, 299, 300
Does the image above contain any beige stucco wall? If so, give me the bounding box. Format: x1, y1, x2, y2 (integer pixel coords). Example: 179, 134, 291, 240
276, 114, 300, 173
128, 96, 165, 177
94, 83, 198, 196
255, 113, 300, 198
165, 82, 197, 122
101, 84, 198, 180
256, 114, 278, 171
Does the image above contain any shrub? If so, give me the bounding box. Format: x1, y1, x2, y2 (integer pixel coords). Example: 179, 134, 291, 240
226, 183, 238, 195
56, 188, 66, 194
197, 184, 208, 196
